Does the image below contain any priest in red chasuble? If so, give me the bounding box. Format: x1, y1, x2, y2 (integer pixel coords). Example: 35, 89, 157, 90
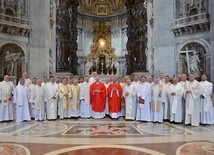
107, 77, 123, 118
90, 76, 106, 119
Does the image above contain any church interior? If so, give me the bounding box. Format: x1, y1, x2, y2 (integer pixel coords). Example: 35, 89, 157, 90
0, 0, 214, 155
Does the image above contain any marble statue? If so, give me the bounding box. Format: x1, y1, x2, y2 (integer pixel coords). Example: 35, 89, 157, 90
3, 51, 23, 76
189, 52, 201, 77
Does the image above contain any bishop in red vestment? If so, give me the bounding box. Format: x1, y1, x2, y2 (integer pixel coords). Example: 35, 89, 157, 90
107, 77, 123, 118
90, 77, 106, 118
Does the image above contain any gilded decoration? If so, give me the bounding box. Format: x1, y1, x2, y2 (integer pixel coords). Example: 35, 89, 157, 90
79, 0, 125, 16
85, 22, 118, 75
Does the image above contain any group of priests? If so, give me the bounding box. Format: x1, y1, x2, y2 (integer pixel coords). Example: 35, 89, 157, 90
0, 72, 213, 127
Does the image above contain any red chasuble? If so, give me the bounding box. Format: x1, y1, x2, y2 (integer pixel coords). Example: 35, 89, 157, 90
107, 83, 123, 113
90, 82, 106, 112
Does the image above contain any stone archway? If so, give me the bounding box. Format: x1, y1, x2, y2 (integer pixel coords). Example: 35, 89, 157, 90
176, 40, 210, 79
0, 43, 25, 80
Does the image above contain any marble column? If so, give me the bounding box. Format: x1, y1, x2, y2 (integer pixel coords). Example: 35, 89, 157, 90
209, 0, 214, 83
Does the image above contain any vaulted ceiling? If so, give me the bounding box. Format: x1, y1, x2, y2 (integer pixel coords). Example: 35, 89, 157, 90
79, 0, 126, 16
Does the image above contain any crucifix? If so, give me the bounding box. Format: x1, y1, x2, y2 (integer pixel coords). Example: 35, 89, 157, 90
180, 47, 195, 74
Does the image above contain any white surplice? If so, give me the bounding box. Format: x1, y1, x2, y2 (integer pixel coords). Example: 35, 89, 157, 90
179, 80, 189, 122
123, 84, 136, 120
30, 85, 47, 121
198, 80, 214, 125
69, 85, 80, 117
29, 84, 36, 118
150, 84, 165, 123
80, 82, 92, 118
169, 83, 184, 123
136, 82, 151, 121
46, 82, 58, 120
58, 84, 71, 119
184, 80, 200, 126
162, 82, 171, 120
0, 81, 14, 121
13, 84, 31, 123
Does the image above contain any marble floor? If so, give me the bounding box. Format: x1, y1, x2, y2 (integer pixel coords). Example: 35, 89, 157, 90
0, 118, 214, 155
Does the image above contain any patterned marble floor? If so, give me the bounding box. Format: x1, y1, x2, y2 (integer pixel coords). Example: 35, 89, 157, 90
0, 117, 214, 155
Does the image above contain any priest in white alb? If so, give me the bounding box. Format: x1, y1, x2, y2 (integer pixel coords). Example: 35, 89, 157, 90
13, 78, 31, 123
136, 76, 151, 122
23, 72, 32, 87
184, 74, 200, 126
180, 74, 189, 122
123, 78, 136, 120
46, 76, 58, 120
150, 77, 165, 123
198, 74, 214, 125
29, 78, 37, 119
69, 79, 80, 117
58, 79, 71, 119
0, 75, 14, 122
169, 77, 184, 123
80, 76, 92, 118
162, 76, 171, 120
30, 79, 47, 121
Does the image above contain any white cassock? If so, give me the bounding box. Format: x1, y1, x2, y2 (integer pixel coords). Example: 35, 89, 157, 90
46, 82, 58, 120
58, 84, 71, 119
69, 84, 80, 117
104, 83, 109, 115
29, 84, 36, 118
123, 84, 136, 120
169, 83, 184, 123
41, 82, 48, 90
150, 84, 165, 123
162, 82, 171, 120
136, 82, 151, 121
184, 80, 200, 126
180, 80, 189, 122
80, 82, 92, 118
55, 83, 61, 116
131, 81, 140, 112
13, 84, 31, 123
198, 80, 214, 125
30, 85, 47, 121
0, 81, 14, 121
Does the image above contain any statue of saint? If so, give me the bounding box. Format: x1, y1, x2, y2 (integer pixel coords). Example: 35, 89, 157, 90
189, 52, 201, 77
3, 51, 23, 76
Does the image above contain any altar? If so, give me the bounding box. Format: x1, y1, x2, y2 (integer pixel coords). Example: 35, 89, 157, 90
85, 22, 119, 76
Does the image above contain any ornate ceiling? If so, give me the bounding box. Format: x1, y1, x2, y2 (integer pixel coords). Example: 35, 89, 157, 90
79, 0, 126, 16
